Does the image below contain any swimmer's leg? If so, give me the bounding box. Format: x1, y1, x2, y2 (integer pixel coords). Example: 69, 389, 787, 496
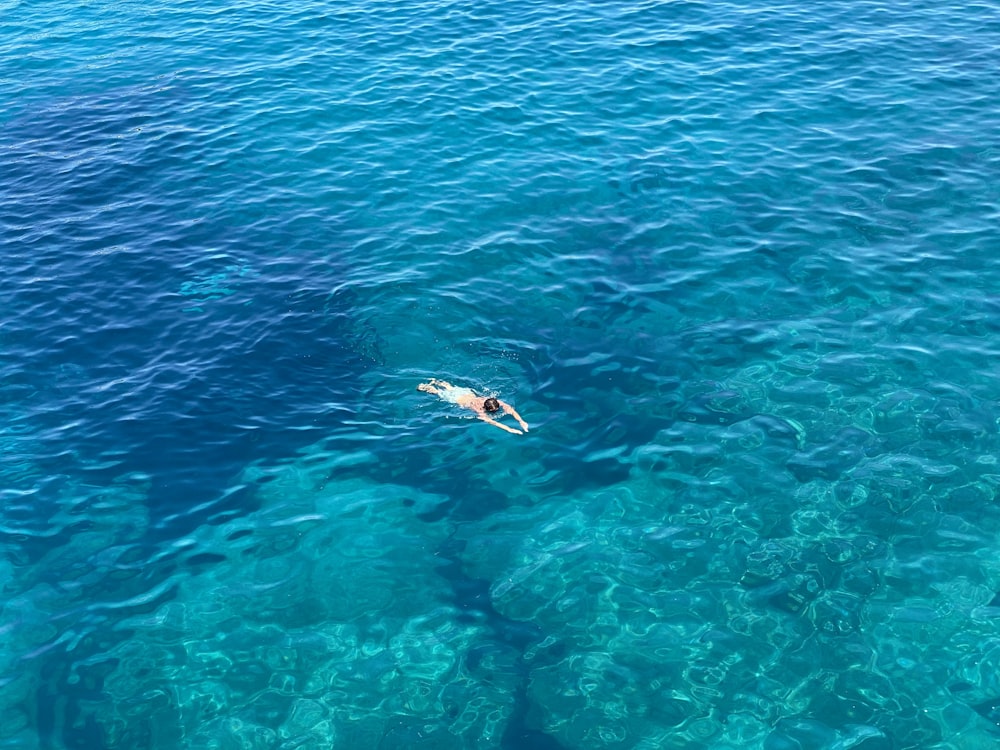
418, 382, 443, 395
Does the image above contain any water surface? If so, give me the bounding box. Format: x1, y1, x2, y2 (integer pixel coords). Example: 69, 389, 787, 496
3, 0, 1000, 748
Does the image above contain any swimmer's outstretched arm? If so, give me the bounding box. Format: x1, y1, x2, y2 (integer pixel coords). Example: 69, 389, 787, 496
498, 400, 529, 432
478, 414, 523, 435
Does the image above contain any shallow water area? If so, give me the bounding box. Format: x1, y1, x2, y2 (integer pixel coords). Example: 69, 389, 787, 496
4, 0, 1000, 748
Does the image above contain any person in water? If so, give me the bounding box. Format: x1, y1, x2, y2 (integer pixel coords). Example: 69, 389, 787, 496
418, 378, 529, 435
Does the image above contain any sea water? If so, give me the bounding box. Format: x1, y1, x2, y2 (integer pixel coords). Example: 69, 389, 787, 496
3, 0, 1000, 747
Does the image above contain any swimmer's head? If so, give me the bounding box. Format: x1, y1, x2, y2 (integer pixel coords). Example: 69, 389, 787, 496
483, 397, 501, 413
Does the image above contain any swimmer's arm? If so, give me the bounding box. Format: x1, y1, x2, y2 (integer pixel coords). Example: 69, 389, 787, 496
499, 400, 529, 432
478, 414, 523, 435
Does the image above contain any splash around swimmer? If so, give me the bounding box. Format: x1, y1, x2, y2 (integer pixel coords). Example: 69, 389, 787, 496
417, 378, 529, 435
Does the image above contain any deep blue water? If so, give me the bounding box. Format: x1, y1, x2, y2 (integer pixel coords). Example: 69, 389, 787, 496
3, 0, 1000, 747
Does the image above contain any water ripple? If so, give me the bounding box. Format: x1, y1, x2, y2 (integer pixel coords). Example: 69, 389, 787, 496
3, 0, 1000, 747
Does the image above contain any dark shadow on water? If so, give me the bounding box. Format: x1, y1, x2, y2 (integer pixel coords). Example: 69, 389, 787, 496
357, 433, 572, 750
529, 370, 665, 494
37, 650, 126, 750
433, 538, 569, 750
14, 250, 378, 539
1, 82, 381, 539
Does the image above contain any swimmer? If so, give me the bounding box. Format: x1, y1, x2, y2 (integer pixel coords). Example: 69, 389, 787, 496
418, 378, 529, 435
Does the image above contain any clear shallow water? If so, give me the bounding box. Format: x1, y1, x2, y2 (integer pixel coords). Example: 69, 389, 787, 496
3, 0, 1000, 747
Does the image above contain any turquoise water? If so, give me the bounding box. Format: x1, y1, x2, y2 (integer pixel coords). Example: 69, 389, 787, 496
3, 0, 1000, 747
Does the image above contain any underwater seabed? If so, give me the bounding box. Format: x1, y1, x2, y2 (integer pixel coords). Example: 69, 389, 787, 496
92, 453, 519, 750
457, 466, 1000, 750
0, 471, 152, 747
6, 322, 1000, 750
5, 305, 1000, 750
0, 412, 976, 750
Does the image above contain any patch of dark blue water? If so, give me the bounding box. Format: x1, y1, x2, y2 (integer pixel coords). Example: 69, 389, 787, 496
414, 485, 511, 525
37, 649, 125, 750
966, 695, 1000, 732
0, 479, 97, 567
479, 328, 666, 492
786, 426, 879, 483
489, 301, 816, 497
34, 616, 173, 750
6, 243, 376, 531
355, 432, 515, 523
1, 85, 381, 541
432, 538, 569, 750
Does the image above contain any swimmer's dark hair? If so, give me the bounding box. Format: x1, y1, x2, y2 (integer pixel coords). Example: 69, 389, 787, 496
483, 397, 501, 413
